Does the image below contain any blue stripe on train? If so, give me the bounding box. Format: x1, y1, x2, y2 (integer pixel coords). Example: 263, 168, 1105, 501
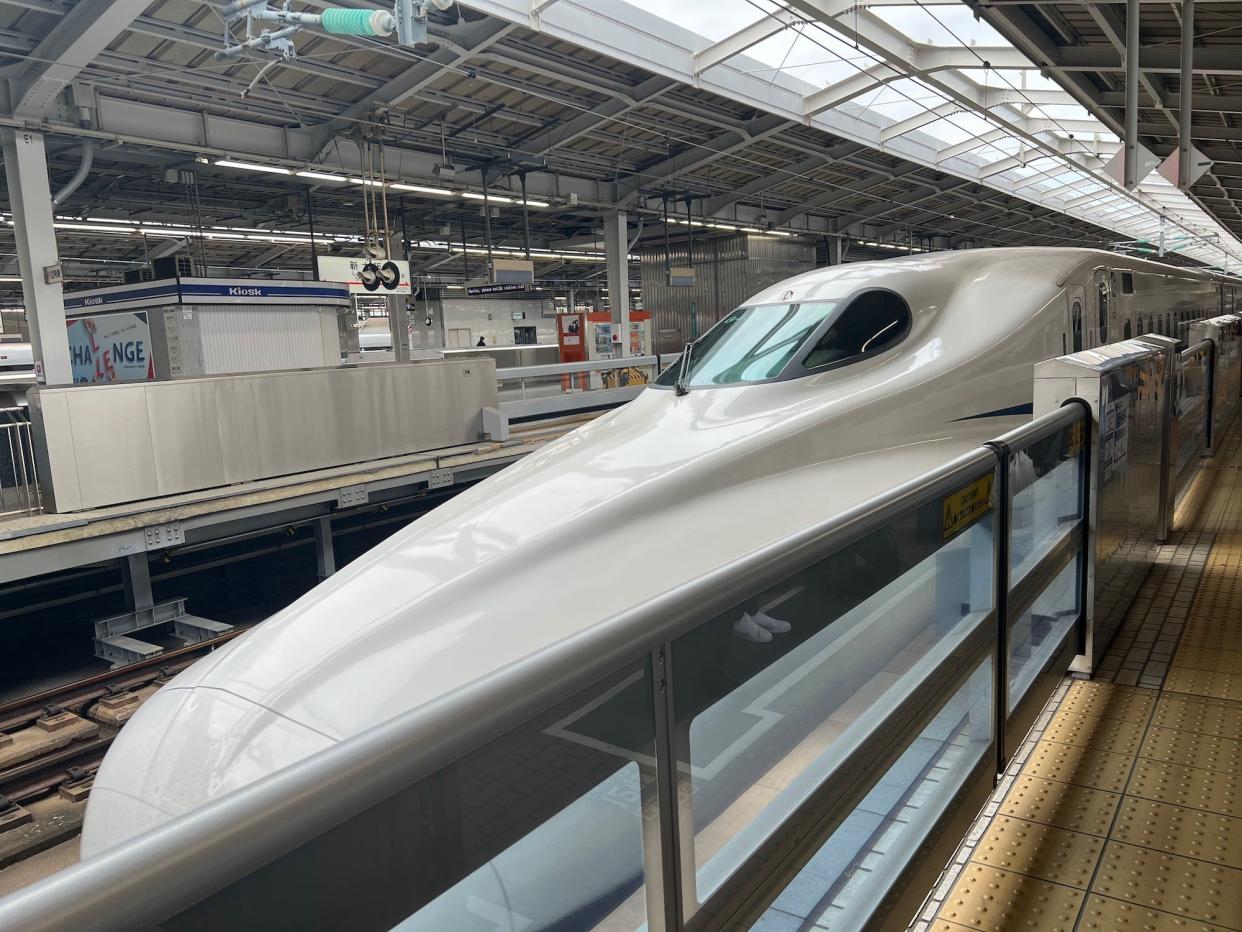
953, 402, 1035, 421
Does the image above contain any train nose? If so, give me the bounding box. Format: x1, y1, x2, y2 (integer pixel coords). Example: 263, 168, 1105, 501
81, 686, 335, 857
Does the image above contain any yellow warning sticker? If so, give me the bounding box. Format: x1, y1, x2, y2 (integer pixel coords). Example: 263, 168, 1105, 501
943, 474, 995, 539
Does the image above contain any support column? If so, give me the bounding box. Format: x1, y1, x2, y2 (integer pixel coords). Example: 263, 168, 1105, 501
603, 211, 630, 356
0, 129, 71, 384
1178, 0, 1195, 190
387, 233, 411, 363
825, 235, 844, 267
121, 553, 154, 614
314, 516, 336, 580
1123, 0, 1140, 189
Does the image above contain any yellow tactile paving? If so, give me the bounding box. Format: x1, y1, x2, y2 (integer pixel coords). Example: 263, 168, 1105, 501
1165, 668, 1242, 702
1060, 681, 1157, 723
999, 774, 1121, 837
1022, 740, 1136, 793
1171, 648, 1242, 676
1092, 841, 1242, 928
1079, 895, 1229, 932
937, 864, 1084, 932
1128, 757, 1242, 818
1142, 726, 1242, 773
1152, 694, 1242, 739
1112, 796, 1242, 865
1042, 709, 1147, 756
970, 816, 1104, 888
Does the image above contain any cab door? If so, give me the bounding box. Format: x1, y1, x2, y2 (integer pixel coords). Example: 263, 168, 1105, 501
1066, 284, 1086, 354
1091, 270, 1111, 347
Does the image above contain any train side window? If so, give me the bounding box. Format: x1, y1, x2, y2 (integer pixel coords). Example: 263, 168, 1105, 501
1097, 282, 1109, 343
1137, 315, 1145, 335
1121, 272, 1135, 294
802, 290, 911, 371
1071, 300, 1083, 352
1124, 320, 1132, 339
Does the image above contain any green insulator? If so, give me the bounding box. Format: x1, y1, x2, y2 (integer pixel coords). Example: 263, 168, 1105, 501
321, 8, 389, 36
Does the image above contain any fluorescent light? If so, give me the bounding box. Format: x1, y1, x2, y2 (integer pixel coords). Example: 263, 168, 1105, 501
55, 222, 135, 235
0, 276, 20, 282
462, 192, 514, 204
348, 178, 385, 188
521, 199, 550, 208
297, 170, 347, 183
216, 159, 291, 175
390, 183, 454, 196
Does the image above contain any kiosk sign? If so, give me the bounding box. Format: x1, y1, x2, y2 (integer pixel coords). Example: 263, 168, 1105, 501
66, 311, 154, 383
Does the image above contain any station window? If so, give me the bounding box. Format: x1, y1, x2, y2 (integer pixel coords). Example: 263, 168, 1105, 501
1121, 272, 1135, 294
802, 290, 911, 370
1097, 282, 1109, 343
1071, 300, 1083, 352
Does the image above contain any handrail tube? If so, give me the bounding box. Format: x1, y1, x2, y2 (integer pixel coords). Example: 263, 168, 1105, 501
987, 402, 1084, 454
0, 446, 999, 932
496, 355, 661, 380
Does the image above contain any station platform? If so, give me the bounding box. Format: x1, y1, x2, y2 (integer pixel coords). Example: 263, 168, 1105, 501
916, 432, 1242, 932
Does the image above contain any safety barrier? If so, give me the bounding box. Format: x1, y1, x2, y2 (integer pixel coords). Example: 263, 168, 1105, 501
0, 329, 1232, 932
496, 354, 664, 420
0, 408, 41, 517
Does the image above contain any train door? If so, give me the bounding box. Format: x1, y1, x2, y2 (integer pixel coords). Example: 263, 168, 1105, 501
1067, 285, 1085, 353
1091, 271, 1111, 346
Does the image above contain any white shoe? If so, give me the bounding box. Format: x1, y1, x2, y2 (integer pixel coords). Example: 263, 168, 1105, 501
733, 614, 773, 643
753, 611, 791, 634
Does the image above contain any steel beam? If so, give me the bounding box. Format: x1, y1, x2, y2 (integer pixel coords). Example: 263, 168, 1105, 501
1179, 0, 1195, 189
1124, 0, 1139, 188
0, 129, 72, 385
12, 0, 149, 116
694, 8, 804, 75
1051, 46, 1242, 75
702, 143, 865, 216
528, 76, 674, 157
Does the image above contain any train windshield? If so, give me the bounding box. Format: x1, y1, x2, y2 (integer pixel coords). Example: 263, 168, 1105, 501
656, 302, 837, 387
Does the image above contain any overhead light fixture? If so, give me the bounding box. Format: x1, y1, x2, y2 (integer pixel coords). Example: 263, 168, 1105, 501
521, 199, 550, 208
434, 163, 458, 180
349, 178, 385, 188
55, 222, 136, 235
0, 276, 20, 282
215, 159, 291, 175
462, 192, 514, 204
390, 183, 454, 196
297, 170, 348, 183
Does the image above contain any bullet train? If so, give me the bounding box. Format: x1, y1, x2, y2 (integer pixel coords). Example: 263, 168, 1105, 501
82, 248, 1236, 926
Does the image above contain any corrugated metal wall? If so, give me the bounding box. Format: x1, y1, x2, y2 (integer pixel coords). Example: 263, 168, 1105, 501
197, 306, 336, 375
638, 233, 815, 353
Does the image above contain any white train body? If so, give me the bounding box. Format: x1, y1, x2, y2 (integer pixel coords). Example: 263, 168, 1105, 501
83, 247, 1233, 858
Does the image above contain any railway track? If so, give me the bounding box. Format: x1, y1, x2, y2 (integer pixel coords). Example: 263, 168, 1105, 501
0, 632, 241, 869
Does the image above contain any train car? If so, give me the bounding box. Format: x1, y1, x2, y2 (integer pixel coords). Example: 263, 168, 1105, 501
81, 248, 1235, 926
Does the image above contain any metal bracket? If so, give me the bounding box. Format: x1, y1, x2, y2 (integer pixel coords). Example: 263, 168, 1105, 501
93, 598, 233, 669
427, 469, 454, 490
335, 485, 368, 509
144, 521, 184, 550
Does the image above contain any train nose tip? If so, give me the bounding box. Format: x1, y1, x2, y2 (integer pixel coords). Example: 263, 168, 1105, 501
81, 686, 335, 857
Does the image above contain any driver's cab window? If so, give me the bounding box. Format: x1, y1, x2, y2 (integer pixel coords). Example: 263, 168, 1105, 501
1071, 300, 1083, 352
803, 290, 910, 370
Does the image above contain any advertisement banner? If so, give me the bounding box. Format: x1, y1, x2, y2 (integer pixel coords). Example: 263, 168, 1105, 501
66, 312, 154, 383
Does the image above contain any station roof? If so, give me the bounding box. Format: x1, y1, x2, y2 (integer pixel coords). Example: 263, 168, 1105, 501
0, 0, 1238, 298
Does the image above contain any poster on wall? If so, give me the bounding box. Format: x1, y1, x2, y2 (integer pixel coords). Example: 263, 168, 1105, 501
66, 312, 155, 383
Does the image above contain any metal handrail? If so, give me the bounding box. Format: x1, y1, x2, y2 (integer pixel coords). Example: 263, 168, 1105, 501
495, 354, 661, 380
0, 442, 1002, 932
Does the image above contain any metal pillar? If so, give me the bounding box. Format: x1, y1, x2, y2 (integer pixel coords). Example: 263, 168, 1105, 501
387, 234, 411, 363
314, 516, 336, 580
0, 129, 71, 385
121, 553, 154, 614
1123, 0, 1140, 189
1178, 0, 1195, 190
825, 235, 844, 266
603, 211, 630, 355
